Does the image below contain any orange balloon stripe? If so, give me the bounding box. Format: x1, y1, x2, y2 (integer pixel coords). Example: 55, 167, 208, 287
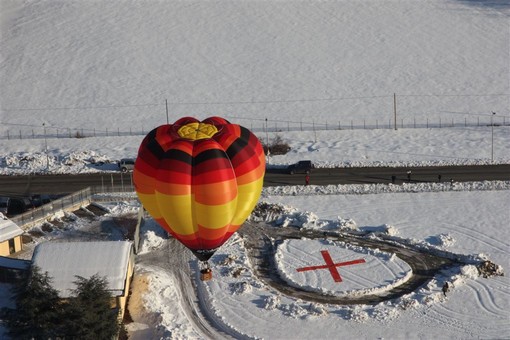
133, 170, 156, 194
154, 185, 236, 206
235, 166, 264, 185
154, 180, 191, 195
193, 180, 237, 205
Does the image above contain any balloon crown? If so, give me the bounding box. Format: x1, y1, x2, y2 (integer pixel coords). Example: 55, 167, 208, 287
177, 122, 219, 140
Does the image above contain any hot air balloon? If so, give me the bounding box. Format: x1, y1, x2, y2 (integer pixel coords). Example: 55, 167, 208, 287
133, 116, 265, 280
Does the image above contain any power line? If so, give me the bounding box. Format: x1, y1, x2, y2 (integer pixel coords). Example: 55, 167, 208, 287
164, 95, 392, 105
439, 110, 510, 118
0, 95, 393, 112
0, 103, 163, 112
0, 93, 508, 112
398, 93, 509, 98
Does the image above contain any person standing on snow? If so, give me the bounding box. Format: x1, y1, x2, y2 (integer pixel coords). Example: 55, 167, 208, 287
305, 173, 310, 186
442, 282, 449, 296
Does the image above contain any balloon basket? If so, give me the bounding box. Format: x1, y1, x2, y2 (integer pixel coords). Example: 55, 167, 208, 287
200, 268, 212, 281
199, 261, 212, 281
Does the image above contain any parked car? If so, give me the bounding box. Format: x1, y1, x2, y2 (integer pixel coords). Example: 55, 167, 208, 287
287, 160, 314, 174
6, 197, 34, 215
117, 158, 135, 172
0, 197, 9, 214
31, 194, 52, 207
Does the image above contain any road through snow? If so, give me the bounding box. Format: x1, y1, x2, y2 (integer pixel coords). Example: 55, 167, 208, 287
135, 237, 237, 339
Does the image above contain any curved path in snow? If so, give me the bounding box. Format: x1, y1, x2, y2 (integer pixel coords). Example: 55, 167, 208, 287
135, 238, 237, 340
238, 222, 460, 305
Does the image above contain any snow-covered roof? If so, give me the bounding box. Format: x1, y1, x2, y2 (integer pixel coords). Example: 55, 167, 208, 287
0, 216, 24, 243
31, 241, 133, 298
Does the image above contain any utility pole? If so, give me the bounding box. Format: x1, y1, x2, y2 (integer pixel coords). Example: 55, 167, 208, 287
265, 118, 270, 165
393, 93, 397, 130
491, 111, 496, 163
43, 123, 49, 171
165, 99, 169, 124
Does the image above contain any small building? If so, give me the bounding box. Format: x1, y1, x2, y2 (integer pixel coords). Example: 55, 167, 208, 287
31, 241, 134, 320
0, 215, 24, 256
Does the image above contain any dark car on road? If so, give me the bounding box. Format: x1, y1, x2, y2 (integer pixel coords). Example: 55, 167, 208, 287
287, 160, 314, 174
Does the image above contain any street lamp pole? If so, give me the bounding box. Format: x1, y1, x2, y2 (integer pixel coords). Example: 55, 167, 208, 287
491, 112, 496, 163
43, 123, 49, 170
265, 118, 270, 164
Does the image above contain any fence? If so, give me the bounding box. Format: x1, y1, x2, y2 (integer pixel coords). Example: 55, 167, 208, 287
11, 188, 92, 229
133, 207, 144, 255
2, 115, 508, 141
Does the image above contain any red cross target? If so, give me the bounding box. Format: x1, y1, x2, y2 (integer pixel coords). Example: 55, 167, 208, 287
296, 250, 366, 283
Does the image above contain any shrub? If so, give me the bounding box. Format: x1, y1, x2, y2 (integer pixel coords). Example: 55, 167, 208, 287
263, 134, 291, 155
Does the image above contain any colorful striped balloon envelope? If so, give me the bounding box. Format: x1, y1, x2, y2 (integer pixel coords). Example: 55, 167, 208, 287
133, 117, 265, 261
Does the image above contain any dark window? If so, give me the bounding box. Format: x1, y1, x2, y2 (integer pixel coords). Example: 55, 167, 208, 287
8, 238, 15, 254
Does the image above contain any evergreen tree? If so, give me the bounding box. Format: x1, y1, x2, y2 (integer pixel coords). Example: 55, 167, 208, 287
67, 274, 121, 340
2, 270, 121, 339
3, 266, 62, 340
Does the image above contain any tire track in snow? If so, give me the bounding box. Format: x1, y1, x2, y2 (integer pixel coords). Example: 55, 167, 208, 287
420, 278, 510, 337
239, 221, 458, 305
136, 238, 236, 340
437, 221, 510, 254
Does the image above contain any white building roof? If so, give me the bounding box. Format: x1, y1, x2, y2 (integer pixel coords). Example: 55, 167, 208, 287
0, 216, 24, 243
32, 241, 132, 298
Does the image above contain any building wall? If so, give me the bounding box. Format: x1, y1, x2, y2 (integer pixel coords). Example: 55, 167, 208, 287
114, 247, 135, 321
0, 241, 9, 256
14, 236, 22, 253
0, 236, 22, 256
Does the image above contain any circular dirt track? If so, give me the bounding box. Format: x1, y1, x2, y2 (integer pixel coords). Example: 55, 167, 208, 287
238, 222, 460, 305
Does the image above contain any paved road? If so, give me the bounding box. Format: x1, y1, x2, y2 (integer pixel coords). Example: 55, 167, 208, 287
0, 172, 136, 196
0, 164, 508, 196
265, 164, 510, 186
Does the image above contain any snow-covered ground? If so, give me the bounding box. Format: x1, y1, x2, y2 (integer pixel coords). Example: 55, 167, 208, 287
1, 0, 509, 339
1, 125, 510, 175
128, 184, 510, 340
0, 0, 508, 140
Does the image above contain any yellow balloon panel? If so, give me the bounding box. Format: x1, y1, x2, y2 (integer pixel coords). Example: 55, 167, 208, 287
154, 192, 238, 236
231, 177, 264, 226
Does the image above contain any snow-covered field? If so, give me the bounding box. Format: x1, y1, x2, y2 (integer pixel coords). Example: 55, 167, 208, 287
0, 0, 508, 138
123, 182, 510, 340
1, 0, 509, 339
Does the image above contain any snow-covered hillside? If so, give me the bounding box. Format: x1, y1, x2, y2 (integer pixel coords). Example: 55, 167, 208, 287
0, 0, 509, 339
1, 0, 508, 137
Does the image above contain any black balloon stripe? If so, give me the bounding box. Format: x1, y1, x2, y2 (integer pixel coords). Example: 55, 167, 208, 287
193, 148, 229, 165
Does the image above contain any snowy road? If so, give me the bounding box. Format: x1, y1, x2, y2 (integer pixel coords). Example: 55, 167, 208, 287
135, 239, 235, 340
1, 164, 509, 195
